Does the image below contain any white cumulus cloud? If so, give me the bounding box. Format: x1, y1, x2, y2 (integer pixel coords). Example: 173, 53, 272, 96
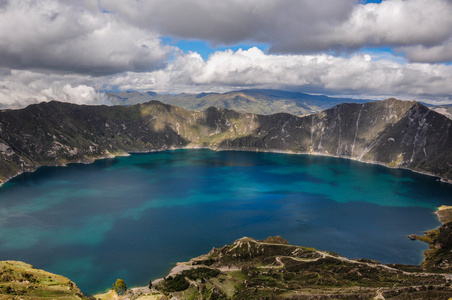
109, 48, 452, 104
1, 0, 451, 108
41, 85, 111, 106
0, 70, 111, 109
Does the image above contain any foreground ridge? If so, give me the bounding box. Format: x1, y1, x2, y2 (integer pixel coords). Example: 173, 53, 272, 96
2, 235, 452, 300
3, 215, 452, 300
112, 235, 452, 300
1, 98, 451, 185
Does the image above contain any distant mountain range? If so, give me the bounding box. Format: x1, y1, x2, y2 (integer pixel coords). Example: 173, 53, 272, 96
107, 89, 372, 116
430, 105, 452, 120
0, 98, 451, 185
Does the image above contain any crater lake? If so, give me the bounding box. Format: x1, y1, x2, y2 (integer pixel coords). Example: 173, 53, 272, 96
0, 149, 451, 294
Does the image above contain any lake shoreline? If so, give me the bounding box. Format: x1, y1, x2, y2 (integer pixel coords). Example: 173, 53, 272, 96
2, 145, 450, 188
96, 206, 452, 299
1, 148, 450, 296
409, 205, 452, 270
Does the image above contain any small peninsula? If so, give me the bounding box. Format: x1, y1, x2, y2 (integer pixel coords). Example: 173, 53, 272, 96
110, 206, 452, 299
410, 205, 452, 271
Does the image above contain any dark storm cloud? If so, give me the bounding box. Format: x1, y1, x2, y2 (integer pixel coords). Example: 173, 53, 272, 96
101, 0, 355, 48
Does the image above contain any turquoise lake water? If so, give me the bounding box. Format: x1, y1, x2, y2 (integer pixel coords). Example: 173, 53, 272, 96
0, 149, 451, 294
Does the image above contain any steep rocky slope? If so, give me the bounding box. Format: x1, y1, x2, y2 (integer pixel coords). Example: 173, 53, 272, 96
0, 98, 451, 185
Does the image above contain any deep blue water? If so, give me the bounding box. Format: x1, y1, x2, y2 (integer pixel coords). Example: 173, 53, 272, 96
0, 149, 451, 295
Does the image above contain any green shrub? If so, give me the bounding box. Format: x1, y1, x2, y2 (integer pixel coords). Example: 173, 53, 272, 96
162, 274, 190, 292
182, 267, 220, 281
112, 278, 127, 295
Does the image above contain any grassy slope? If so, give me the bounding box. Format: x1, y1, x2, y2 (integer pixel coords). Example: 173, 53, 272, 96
413, 206, 452, 270
0, 261, 85, 299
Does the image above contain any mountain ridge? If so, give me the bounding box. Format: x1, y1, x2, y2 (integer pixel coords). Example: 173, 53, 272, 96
0, 98, 451, 186
107, 89, 371, 116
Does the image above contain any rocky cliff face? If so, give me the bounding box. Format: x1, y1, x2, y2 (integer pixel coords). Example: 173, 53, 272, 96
217, 99, 452, 181
0, 98, 451, 185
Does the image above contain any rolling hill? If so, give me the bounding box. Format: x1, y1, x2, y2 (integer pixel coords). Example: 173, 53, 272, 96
107, 89, 371, 116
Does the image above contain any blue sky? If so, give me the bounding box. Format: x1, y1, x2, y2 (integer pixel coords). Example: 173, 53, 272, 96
170, 0, 385, 60
163, 37, 269, 60
0, 0, 451, 108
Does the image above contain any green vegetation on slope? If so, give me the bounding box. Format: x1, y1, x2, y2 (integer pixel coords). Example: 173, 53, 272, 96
411, 206, 452, 270
0, 261, 85, 299
149, 236, 452, 299
3, 230, 452, 299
